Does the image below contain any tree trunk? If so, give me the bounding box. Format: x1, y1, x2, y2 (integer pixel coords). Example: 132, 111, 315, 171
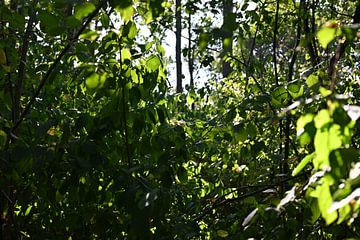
222, 0, 233, 78
176, 0, 182, 93
188, 12, 194, 89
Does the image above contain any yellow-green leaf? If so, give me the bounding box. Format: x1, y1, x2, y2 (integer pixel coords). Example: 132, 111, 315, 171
317, 22, 338, 48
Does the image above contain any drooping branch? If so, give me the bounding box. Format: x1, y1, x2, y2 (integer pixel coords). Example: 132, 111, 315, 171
11, 0, 106, 133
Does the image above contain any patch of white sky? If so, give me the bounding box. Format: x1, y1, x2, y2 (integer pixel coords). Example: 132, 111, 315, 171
97, 0, 258, 90
162, 0, 257, 89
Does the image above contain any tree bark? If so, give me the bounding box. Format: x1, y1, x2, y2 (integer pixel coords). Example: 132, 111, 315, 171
221, 0, 233, 78
176, 0, 182, 93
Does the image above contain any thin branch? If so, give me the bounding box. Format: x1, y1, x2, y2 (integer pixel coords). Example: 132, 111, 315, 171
11, 0, 106, 133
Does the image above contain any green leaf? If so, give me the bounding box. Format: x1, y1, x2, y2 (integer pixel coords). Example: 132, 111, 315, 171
271, 86, 289, 107
146, 55, 161, 72
121, 48, 132, 61
177, 166, 188, 182
296, 113, 314, 134
217, 230, 229, 238
0, 130, 7, 150
306, 74, 319, 89
309, 183, 337, 225
116, 5, 135, 23
287, 82, 304, 99
79, 30, 99, 41
24, 205, 32, 216
38, 11, 61, 35
74, 3, 96, 20
85, 73, 106, 89
199, 33, 210, 51
314, 109, 331, 129
292, 153, 315, 176
65, 16, 81, 28
317, 21, 338, 48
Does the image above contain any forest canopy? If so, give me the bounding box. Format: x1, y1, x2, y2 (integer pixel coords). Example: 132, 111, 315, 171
1, 0, 360, 239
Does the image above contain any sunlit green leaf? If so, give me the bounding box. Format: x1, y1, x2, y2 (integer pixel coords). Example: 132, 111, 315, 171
317, 21, 338, 48
288, 82, 304, 99
116, 5, 135, 23
146, 55, 161, 72
292, 153, 315, 176
74, 3, 96, 20
306, 74, 319, 89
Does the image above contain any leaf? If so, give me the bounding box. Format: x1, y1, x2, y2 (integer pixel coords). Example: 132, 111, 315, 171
79, 30, 99, 41
199, 33, 209, 51
306, 74, 319, 89
38, 11, 61, 35
0, 48, 6, 64
317, 21, 338, 48
24, 205, 32, 216
314, 109, 331, 129
296, 113, 314, 135
146, 55, 161, 72
74, 3, 96, 20
349, 162, 360, 180
343, 105, 360, 121
242, 208, 258, 227
277, 186, 296, 210
138, 189, 158, 209
85, 73, 106, 89
292, 153, 315, 176
271, 86, 289, 108
309, 183, 337, 225
116, 5, 135, 23
217, 230, 229, 238
0, 130, 7, 150
121, 48, 132, 61
287, 82, 304, 99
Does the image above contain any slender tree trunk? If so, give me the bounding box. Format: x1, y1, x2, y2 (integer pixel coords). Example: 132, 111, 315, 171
175, 0, 182, 93
13, 1, 37, 123
188, 12, 194, 89
222, 0, 233, 78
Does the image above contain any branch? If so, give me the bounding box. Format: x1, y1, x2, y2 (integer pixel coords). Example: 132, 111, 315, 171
328, 3, 360, 91
11, 0, 106, 133
191, 171, 310, 222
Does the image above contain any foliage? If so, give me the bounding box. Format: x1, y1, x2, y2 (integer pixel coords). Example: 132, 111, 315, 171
0, 0, 360, 239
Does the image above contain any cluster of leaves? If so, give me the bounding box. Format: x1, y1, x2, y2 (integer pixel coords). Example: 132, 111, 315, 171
0, 0, 360, 239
